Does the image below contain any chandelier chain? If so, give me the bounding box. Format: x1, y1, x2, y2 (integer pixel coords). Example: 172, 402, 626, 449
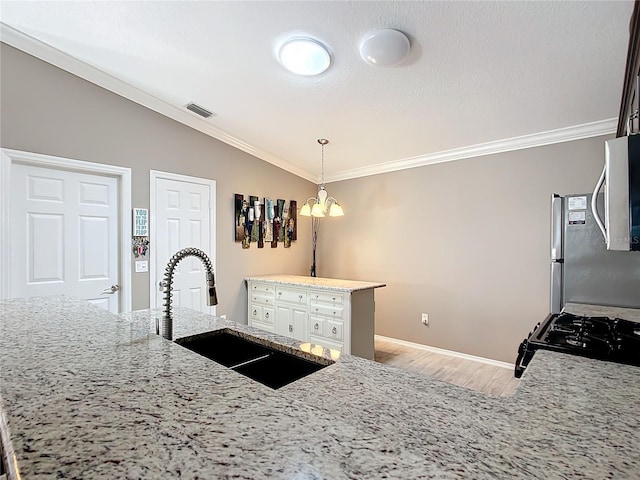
321, 141, 325, 186
318, 138, 328, 188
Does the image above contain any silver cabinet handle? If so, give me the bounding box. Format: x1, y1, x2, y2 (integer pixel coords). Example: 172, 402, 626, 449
101, 284, 120, 295
289, 325, 293, 333
158, 281, 165, 291
265, 312, 269, 319
253, 309, 257, 316
314, 323, 319, 330
298, 294, 303, 299
332, 326, 337, 335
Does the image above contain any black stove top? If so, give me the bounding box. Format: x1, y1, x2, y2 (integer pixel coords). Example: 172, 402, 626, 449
515, 312, 640, 377
544, 313, 615, 355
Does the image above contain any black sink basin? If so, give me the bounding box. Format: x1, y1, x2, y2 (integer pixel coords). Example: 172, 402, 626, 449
175, 329, 331, 389
175, 330, 273, 367
233, 350, 327, 390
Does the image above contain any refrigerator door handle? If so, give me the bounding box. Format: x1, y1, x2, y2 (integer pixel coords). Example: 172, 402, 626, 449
550, 261, 563, 314
591, 165, 607, 242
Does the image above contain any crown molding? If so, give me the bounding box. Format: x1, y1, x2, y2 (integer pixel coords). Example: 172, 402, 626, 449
324, 118, 617, 183
0, 23, 316, 183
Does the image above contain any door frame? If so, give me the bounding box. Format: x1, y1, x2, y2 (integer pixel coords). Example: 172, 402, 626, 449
149, 170, 216, 311
0, 148, 132, 312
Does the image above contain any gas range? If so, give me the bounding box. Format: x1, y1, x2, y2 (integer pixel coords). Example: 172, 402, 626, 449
514, 312, 640, 377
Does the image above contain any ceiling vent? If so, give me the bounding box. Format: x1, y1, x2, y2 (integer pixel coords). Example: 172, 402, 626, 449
186, 102, 216, 119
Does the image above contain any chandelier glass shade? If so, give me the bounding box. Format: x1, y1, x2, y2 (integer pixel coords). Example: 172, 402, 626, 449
299, 139, 344, 218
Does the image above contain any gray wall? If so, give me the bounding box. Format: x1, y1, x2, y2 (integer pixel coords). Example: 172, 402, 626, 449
0, 43, 316, 322
1, 43, 614, 363
319, 137, 611, 363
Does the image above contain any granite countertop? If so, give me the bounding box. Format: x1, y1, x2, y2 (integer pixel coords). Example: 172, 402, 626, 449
563, 302, 640, 322
1, 297, 639, 479
245, 274, 386, 292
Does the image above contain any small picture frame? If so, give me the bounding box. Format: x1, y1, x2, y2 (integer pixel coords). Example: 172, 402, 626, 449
133, 208, 149, 237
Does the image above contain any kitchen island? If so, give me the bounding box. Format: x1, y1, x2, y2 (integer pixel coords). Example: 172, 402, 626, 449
1, 297, 639, 479
246, 275, 386, 359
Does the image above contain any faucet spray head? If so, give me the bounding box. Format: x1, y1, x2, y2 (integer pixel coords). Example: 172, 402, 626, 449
207, 273, 218, 306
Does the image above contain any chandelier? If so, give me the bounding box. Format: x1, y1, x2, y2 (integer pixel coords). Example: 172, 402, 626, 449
299, 139, 344, 217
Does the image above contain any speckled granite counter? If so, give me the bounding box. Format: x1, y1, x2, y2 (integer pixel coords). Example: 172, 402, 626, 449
245, 274, 386, 292
563, 302, 640, 322
1, 297, 639, 479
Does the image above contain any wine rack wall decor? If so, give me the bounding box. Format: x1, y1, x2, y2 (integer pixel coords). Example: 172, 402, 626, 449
234, 194, 297, 249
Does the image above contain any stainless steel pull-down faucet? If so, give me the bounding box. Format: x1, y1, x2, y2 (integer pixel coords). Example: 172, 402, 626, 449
161, 247, 218, 340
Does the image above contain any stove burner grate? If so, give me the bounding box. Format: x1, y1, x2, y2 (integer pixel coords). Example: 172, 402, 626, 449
515, 312, 640, 378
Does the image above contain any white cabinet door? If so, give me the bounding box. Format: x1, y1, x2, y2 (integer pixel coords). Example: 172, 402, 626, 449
153, 175, 214, 314
275, 305, 291, 337
290, 306, 308, 341
275, 305, 308, 341
10, 164, 119, 313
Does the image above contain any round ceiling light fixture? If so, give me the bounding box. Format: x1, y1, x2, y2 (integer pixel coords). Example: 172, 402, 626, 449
278, 37, 331, 76
359, 29, 410, 67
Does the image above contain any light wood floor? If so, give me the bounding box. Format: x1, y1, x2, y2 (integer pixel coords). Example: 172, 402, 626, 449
374, 337, 521, 397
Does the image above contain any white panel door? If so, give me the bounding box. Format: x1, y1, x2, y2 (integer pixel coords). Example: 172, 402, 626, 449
10, 164, 120, 312
155, 177, 213, 313
275, 305, 308, 341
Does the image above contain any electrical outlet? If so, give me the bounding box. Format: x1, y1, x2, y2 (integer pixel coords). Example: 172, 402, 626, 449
421, 313, 429, 326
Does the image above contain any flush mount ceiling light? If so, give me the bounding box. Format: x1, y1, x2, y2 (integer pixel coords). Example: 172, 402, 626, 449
359, 28, 410, 67
300, 139, 344, 218
278, 37, 331, 75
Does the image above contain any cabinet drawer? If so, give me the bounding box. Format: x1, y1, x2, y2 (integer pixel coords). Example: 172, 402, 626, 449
310, 290, 344, 305
250, 304, 262, 322
276, 286, 308, 304
250, 282, 276, 296
310, 304, 343, 319
309, 316, 326, 336
261, 306, 275, 325
250, 304, 274, 325
309, 334, 344, 353
326, 319, 344, 341
251, 294, 274, 306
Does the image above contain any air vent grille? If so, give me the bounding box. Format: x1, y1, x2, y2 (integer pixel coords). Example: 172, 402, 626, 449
186, 102, 216, 118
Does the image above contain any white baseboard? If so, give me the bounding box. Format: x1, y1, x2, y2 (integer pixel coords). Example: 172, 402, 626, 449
375, 335, 513, 370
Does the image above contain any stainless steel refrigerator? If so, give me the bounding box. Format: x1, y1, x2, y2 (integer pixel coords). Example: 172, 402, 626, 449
550, 193, 640, 313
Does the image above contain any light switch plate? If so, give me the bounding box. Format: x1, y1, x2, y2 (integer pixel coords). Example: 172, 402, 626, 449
135, 260, 148, 273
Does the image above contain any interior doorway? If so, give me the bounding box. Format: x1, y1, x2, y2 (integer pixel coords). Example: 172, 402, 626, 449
149, 170, 216, 315
1, 149, 132, 312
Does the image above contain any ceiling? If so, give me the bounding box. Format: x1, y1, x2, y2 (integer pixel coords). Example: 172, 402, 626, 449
0, 1, 634, 183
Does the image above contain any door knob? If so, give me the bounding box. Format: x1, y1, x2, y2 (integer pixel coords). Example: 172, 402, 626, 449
101, 284, 120, 295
